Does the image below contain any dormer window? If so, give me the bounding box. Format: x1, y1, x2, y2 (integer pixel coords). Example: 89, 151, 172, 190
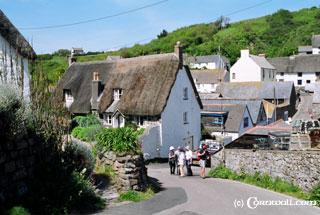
64, 89, 73, 101
114, 88, 123, 100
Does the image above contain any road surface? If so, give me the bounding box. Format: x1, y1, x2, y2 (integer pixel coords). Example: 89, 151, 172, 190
292, 92, 314, 122
95, 164, 320, 215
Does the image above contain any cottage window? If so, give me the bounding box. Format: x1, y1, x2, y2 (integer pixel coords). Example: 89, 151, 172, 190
212, 117, 223, 126
183, 112, 188, 124
298, 72, 302, 77
280, 72, 284, 76
232, 73, 235, 79
297, 80, 302, 85
316, 72, 320, 76
183, 87, 188, 100
243, 117, 249, 128
64, 89, 73, 101
114, 88, 123, 100
104, 114, 112, 125
307, 80, 311, 84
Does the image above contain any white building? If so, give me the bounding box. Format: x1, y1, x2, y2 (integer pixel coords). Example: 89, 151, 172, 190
230, 50, 276, 82
57, 42, 202, 159
191, 69, 230, 93
0, 10, 36, 100
185, 55, 230, 70
269, 55, 320, 87
298, 35, 320, 55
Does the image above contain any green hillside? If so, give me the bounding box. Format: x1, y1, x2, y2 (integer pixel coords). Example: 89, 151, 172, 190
38, 6, 320, 85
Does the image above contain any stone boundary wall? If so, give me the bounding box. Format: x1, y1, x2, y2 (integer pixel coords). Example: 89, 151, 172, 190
211, 149, 320, 191
0, 137, 38, 202
98, 151, 148, 192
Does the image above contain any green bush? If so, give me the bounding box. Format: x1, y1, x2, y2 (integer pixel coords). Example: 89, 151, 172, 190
72, 125, 102, 142
208, 165, 307, 199
118, 187, 154, 202
72, 115, 101, 128
307, 182, 320, 206
0, 84, 30, 141
95, 127, 144, 155
6, 206, 30, 215
64, 141, 95, 177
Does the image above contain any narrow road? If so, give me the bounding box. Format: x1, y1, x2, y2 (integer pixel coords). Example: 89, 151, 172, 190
95, 164, 320, 215
292, 92, 314, 123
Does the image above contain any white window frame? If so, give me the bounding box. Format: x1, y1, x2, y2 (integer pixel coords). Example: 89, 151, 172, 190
64, 89, 73, 101
104, 114, 112, 125
114, 88, 123, 100
183, 87, 188, 100
183, 112, 188, 124
232, 73, 235, 79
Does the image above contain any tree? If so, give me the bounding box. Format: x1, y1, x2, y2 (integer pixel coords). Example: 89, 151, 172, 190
157, 29, 168, 39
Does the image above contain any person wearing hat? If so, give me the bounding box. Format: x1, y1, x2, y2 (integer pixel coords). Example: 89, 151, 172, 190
168, 146, 176, 175
177, 147, 186, 177
198, 144, 209, 179
185, 146, 193, 176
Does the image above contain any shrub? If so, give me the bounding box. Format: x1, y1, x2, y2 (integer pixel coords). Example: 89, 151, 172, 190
64, 141, 95, 177
0, 84, 30, 141
7, 206, 30, 215
95, 127, 144, 155
72, 125, 102, 142
72, 115, 101, 128
208, 164, 232, 179
118, 186, 154, 202
307, 182, 320, 206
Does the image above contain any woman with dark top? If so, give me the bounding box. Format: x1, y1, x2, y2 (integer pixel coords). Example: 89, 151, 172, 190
198, 144, 209, 179
168, 146, 176, 174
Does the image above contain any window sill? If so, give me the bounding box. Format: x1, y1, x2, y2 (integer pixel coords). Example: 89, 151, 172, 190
184, 122, 189, 124
183, 98, 188, 100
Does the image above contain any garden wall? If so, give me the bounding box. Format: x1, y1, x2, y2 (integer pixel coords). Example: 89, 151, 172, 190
211, 149, 320, 191
98, 151, 148, 192
0, 137, 39, 202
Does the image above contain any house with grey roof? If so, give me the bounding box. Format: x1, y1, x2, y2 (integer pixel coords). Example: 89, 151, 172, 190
200, 97, 267, 126
269, 55, 320, 87
215, 81, 297, 121
201, 103, 254, 141
298, 34, 320, 55
230, 50, 276, 82
191, 69, 230, 93
0, 10, 36, 100
55, 42, 203, 159
185, 55, 230, 70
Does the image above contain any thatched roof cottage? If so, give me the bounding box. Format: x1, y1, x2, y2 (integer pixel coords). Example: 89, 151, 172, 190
56, 42, 202, 159
0, 10, 36, 100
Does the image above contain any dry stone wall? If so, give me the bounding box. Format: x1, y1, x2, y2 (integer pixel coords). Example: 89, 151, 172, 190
0, 137, 38, 202
211, 149, 320, 192
98, 151, 148, 192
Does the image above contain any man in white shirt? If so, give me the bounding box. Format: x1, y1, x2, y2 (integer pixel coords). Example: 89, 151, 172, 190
185, 146, 193, 176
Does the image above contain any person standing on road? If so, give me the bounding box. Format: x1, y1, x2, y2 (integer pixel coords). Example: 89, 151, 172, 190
175, 147, 181, 175
198, 144, 209, 179
177, 147, 186, 177
185, 146, 193, 176
168, 146, 176, 175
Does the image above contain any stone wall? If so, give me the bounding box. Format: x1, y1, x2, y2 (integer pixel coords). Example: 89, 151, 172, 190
0, 137, 38, 202
98, 151, 148, 192
211, 149, 320, 191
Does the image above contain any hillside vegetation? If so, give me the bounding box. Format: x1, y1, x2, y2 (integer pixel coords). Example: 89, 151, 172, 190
37, 6, 320, 85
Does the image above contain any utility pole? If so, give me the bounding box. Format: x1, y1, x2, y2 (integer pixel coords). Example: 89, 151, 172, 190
274, 87, 277, 122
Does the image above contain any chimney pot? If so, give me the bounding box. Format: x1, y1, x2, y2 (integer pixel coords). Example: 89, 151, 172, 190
174, 41, 183, 69
93, 72, 99, 81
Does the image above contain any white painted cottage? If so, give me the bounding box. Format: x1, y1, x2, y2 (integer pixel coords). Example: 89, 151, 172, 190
56, 42, 202, 159
269, 55, 320, 87
230, 50, 276, 82
185, 55, 230, 70
0, 10, 36, 100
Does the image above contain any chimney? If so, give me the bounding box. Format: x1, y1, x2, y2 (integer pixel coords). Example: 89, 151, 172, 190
67, 55, 77, 67
241, 50, 250, 58
92, 72, 101, 110
174, 41, 183, 69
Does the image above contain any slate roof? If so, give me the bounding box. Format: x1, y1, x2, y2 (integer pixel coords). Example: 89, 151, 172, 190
191, 69, 229, 84
55, 53, 202, 115
0, 10, 36, 59
268, 55, 320, 73
185, 55, 230, 64
312, 35, 320, 48
250, 55, 275, 69
201, 99, 263, 125
202, 104, 248, 133
216, 82, 294, 100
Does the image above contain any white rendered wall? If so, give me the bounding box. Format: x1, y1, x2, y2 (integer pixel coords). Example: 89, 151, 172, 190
276, 72, 317, 87
191, 62, 217, 70
0, 34, 31, 101
230, 55, 261, 82
196, 83, 216, 93
160, 68, 201, 158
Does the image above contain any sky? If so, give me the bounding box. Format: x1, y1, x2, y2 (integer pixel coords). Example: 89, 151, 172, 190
1, 0, 320, 54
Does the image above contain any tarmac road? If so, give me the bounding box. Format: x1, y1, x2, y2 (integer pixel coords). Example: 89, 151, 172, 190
94, 163, 320, 215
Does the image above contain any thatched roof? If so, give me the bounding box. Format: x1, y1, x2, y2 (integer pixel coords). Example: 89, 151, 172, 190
0, 10, 36, 59
55, 53, 202, 115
